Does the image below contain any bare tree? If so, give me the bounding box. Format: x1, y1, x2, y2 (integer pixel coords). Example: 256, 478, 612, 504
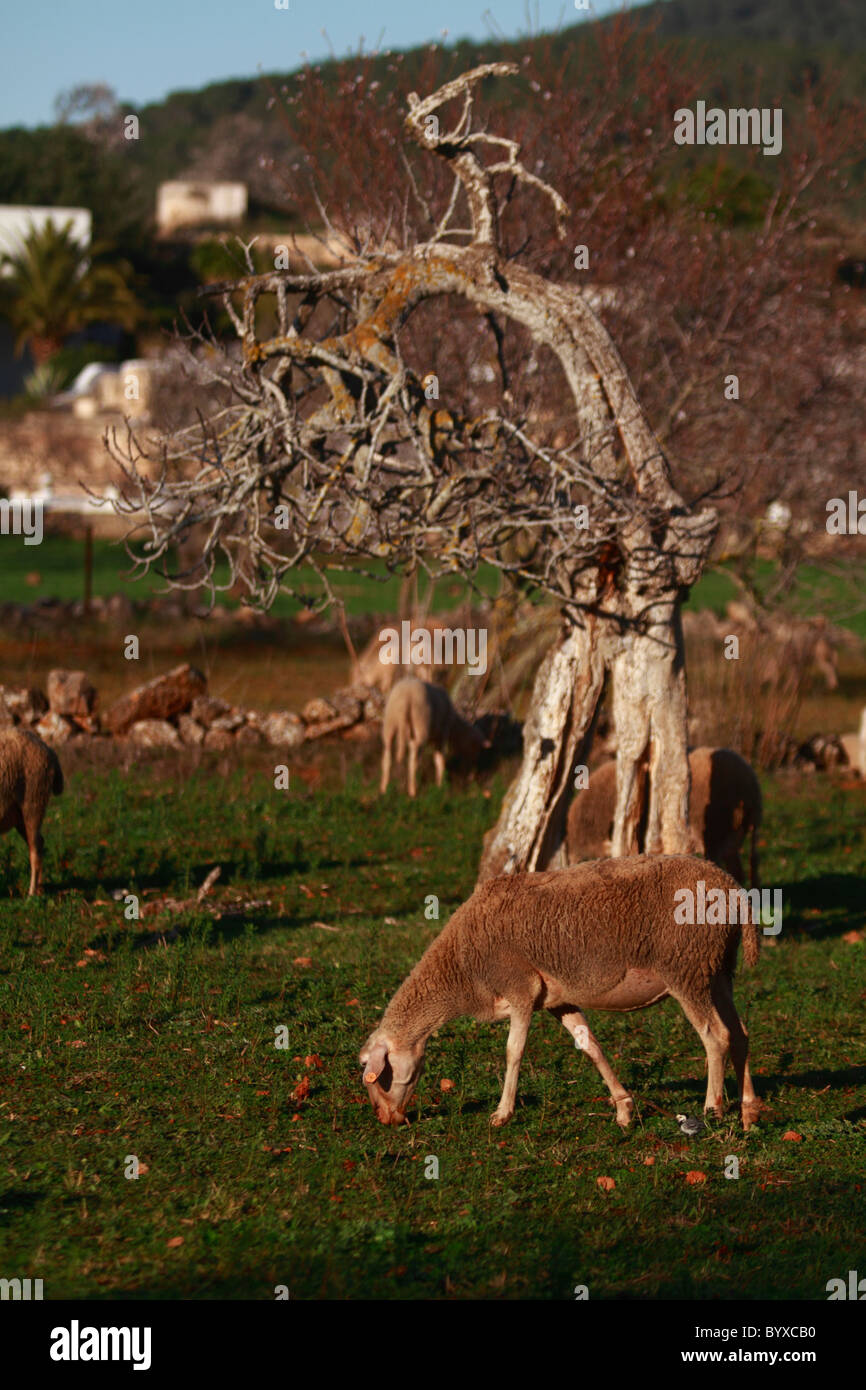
105, 63, 721, 880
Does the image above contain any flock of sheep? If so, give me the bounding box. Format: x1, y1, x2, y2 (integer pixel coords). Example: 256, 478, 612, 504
1, 667, 766, 1134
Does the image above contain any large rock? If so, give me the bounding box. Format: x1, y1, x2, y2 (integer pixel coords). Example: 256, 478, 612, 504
0, 686, 48, 724
331, 691, 363, 723
211, 710, 245, 732
35, 711, 76, 745
104, 664, 206, 735
47, 669, 97, 718
301, 696, 337, 724
177, 714, 206, 747
127, 719, 183, 749
203, 727, 234, 751
260, 711, 305, 750
190, 695, 232, 727
235, 722, 264, 747
303, 689, 363, 741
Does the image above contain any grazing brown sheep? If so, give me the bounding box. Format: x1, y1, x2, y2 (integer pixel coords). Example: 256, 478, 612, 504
0, 728, 64, 895
566, 747, 762, 886
380, 677, 488, 797
360, 856, 761, 1130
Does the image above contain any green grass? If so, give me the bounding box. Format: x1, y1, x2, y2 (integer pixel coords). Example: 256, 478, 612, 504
5, 534, 865, 637
683, 558, 866, 642
0, 752, 863, 1300
0, 533, 502, 617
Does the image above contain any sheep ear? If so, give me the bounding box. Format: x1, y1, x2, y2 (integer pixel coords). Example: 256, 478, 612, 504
363, 1041, 389, 1084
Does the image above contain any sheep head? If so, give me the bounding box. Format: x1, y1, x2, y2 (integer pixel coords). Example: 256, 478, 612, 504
359, 1030, 426, 1125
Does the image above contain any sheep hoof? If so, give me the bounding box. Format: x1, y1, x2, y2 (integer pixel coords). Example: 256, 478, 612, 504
614, 1098, 634, 1128
490, 1110, 511, 1127
741, 1102, 761, 1130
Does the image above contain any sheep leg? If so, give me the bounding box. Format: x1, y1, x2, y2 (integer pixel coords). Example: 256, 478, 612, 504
674, 994, 729, 1118
407, 741, 418, 798
10, 810, 40, 897
554, 1006, 635, 1128
28, 831, 45, 896
490, 1005, 533, 1126
379, 737, 392, 794
725, 844, 746, 887
713, 827, 747, 886
433, 748, 445, 787
714, 983, 760, 1129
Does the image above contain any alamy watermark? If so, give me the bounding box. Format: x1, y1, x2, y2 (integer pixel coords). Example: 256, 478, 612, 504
49, 1321, 152, 1370
0, 1276, 43, 1299
673, 880, 782, 936
0, 497, 43, 545
826, 1270, 866, 1300
674, 101, 782, 157
826, 490, 865, 535
378, 620, 487, 675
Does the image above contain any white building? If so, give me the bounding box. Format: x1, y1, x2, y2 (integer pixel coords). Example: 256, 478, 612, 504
156, 181, 247, 233
0, 205, 91, 273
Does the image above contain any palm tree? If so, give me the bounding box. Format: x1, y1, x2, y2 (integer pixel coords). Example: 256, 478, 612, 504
0, 219, 142, 366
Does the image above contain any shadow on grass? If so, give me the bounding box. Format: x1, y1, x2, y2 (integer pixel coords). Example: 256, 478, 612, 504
123, 910, 311, 952
749, 1063, 866, 1099
0, 1188, 47, 1223
779, 873, 865, 938
41, 849, 388, 900
653, 1063, 866, 1116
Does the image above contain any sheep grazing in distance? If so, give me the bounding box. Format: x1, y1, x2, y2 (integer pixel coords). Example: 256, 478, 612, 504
380, 676, 489, 797
360, 856, 761, 1131
567, 747, 762, 887
0, 727, 64, 895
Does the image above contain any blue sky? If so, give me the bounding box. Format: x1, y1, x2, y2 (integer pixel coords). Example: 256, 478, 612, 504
3, 0, 627, 129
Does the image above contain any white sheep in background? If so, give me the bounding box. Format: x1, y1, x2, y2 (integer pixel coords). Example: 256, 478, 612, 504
0, 727, 64, 895
379, 676, 488, 797
360, 855, 761, 1130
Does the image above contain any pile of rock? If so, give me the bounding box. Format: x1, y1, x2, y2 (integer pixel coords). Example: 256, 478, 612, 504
0, 664, 385, 752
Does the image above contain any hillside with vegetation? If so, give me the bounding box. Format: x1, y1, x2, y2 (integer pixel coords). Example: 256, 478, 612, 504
0, 0, 862, 245
638, 0, 863, 49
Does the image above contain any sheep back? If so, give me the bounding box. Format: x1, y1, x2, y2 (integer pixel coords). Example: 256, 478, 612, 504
448, 855, 757, 1002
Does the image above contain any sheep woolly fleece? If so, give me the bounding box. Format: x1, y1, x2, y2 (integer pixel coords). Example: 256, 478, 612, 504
0, 727, 64, 895
383, 857, 759, 1044
362, 855, 760, 1130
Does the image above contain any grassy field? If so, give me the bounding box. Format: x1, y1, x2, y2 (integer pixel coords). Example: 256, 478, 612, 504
1, 745, 863, 1300
0, 531, 502, 618
4, 533, 866, 637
